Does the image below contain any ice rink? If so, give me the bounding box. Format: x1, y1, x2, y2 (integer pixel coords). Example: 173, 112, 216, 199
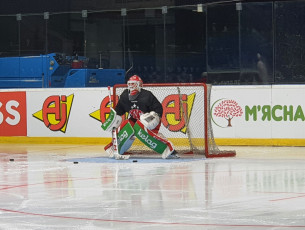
0, 144, 305, 229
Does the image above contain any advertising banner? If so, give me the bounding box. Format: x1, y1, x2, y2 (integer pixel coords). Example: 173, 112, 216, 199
0, 91, 27, 136
27, 88, 110, 137
211, 85, 305, 139
1, 85, 305, 142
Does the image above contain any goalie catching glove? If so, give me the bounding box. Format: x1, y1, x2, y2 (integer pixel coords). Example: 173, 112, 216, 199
140, 111, 160, 130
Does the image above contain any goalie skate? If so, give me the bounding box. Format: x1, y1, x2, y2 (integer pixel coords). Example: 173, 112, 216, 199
165, 150, 180, 159
114, 154, 130, 160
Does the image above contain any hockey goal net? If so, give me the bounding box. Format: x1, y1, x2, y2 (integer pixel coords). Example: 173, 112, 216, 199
113, 82, 236, 158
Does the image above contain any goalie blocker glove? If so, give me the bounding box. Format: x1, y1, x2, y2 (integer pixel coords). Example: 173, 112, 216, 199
101, 108, 122, 132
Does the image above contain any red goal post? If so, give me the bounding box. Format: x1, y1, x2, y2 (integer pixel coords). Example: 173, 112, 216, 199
113, 82, 236, 158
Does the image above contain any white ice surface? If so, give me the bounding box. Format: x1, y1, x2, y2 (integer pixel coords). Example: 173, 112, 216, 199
0, 144, 305, 229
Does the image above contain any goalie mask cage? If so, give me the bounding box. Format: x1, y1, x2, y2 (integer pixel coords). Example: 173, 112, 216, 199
113, 82, 236, 158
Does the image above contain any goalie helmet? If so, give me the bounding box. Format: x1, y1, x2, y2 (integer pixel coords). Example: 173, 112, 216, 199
127, 75, 143, 100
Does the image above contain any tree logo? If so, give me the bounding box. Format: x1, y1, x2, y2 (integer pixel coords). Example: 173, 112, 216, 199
211, 99, 243, 128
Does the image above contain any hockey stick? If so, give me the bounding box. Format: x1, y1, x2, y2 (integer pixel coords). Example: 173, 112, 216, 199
125, 48, 134, 78
107, 86, 130, 160
177, 87, 195, 154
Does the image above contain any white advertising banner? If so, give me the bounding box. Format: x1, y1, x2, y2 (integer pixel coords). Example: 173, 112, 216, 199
211, 85, 305, 139
26, 88, 111, 137
271, 85, 305, 138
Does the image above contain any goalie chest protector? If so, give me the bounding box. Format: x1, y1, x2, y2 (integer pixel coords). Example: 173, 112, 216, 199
115, 89, 163, 122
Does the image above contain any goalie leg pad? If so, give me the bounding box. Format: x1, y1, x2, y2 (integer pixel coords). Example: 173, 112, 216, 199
117, 121, 135, 155
134, 121, 175, 156
119, 136, 135, 155
153, 133, 176, 159
161, 146, 176, 159
107, 127, 132, 160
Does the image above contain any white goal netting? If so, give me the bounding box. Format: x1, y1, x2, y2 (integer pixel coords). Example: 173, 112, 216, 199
113, 82, 236, 158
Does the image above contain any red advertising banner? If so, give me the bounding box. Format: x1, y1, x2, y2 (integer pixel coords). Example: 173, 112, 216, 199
0, 91, 27, 136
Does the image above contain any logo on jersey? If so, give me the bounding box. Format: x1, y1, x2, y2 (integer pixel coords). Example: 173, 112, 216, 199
128, 103, 143, 120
